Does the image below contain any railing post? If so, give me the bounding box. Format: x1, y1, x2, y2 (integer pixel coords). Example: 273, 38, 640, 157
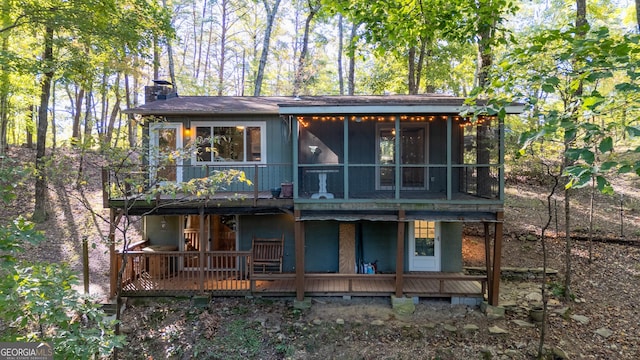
199, 208, 205, 292
102, 168, 109, 208
395, 210, 405, 298
253, 164, 259, 206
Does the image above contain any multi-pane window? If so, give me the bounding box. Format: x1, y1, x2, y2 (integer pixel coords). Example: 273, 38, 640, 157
193, 122, 264, 163
414, 220, 435, 256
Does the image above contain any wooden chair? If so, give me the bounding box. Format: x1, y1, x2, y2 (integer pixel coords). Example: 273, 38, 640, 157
251, 234, 284, 274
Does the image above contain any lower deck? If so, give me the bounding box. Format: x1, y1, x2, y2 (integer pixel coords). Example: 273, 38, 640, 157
120, 266, 485, 299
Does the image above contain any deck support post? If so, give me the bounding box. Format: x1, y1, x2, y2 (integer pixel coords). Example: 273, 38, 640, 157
294, 210, 305, 301
484, 222, 492, 303
489, 213, 504, 306
109, 208, 117, 298
199, 207, 205, 292
395, 210, 406, 298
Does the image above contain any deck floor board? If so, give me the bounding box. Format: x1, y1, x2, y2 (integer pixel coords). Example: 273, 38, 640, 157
122, 271, 484, 298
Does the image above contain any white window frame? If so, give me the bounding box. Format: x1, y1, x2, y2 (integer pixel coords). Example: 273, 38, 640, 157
191, 121, 267, 165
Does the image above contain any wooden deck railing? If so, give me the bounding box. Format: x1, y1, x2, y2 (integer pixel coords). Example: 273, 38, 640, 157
115, 250, 487, 297
117, 250, 252, 295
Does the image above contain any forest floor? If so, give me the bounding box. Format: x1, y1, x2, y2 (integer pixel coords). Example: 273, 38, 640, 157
2, 147, 640, 359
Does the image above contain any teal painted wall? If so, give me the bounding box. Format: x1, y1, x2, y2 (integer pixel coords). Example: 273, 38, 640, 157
144, 215, 463, 274
303, 221, 340, 272
238, 214, 295, 271
145, 216, 181, 248
360, 222, 397, 273
440, 222, 463, 272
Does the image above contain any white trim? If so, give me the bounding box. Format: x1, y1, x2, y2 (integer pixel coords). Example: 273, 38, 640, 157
149, 122, 183, 184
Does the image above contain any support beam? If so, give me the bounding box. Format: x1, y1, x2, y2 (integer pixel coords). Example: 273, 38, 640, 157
199, 208, 205, 292
484, 222, 492, 302
395, 209, 406, 298
294, 210, 305, 301
489, 213, 504, 305
109, 208, 117, 298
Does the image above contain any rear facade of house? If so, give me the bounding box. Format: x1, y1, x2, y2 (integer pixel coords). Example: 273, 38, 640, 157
104, 84, 519, 305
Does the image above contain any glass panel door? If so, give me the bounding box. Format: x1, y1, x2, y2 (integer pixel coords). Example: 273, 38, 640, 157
377, 127, 396, 189
150, 123, 183, 184
401, 127, 426, 189
377, 124, 428, 190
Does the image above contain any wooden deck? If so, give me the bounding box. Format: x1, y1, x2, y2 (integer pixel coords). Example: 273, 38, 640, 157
121, 270, 484, 298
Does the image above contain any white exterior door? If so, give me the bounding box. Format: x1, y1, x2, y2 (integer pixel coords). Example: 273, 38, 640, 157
409, 221, 440, 272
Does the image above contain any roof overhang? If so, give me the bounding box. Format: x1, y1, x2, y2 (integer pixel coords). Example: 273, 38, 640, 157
278, 104, 524, 115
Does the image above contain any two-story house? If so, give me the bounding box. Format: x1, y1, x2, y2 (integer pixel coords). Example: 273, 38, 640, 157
105, 83, 521, 305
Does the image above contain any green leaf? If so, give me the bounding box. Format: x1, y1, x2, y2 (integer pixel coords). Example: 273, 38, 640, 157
580, 149, 596, 165
596, 176, 614, 195
541, 84, 556, 93
618, 164, 632, 173
598, 137, 613, 153
600, 161, 617, 172
566, 148, 583, 161
615, 82, 639, 92
582, 96, 604, 110
625, 126, 640, 137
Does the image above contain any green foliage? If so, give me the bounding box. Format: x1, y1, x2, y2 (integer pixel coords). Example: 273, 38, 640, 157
492, 23, 640, 193
0, 155, 124, 358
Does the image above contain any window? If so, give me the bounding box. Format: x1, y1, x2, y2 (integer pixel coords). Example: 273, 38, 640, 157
414, 220, 435, 256
192, 122, 265, 163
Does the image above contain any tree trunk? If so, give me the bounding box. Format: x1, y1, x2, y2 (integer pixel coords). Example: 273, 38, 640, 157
217, 0, 229, 96
72, 86, 84, 144
0, 90, 7, 155
161, 0, 177, 91
254, 0, 281, 96
105, 73, 121, 147
337, 14, 344, 95
83, 89, 93, 147
33, 25, 54, 223
347, 23, 357, 95
408, 47, 416, 94
51, 80, 56, 152
537, 165, 559, 359
293, 0, 320, 97
124, 72, 136, 148
26, 105, 34, 149
196, 0, 208, 81
153, 34, 160, 80
563, 0, 588, 301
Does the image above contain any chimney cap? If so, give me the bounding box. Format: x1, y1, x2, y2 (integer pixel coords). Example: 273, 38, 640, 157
152, 79, 173, 86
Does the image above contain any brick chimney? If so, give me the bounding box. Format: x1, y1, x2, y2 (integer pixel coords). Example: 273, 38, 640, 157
144, 80, 178, 103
